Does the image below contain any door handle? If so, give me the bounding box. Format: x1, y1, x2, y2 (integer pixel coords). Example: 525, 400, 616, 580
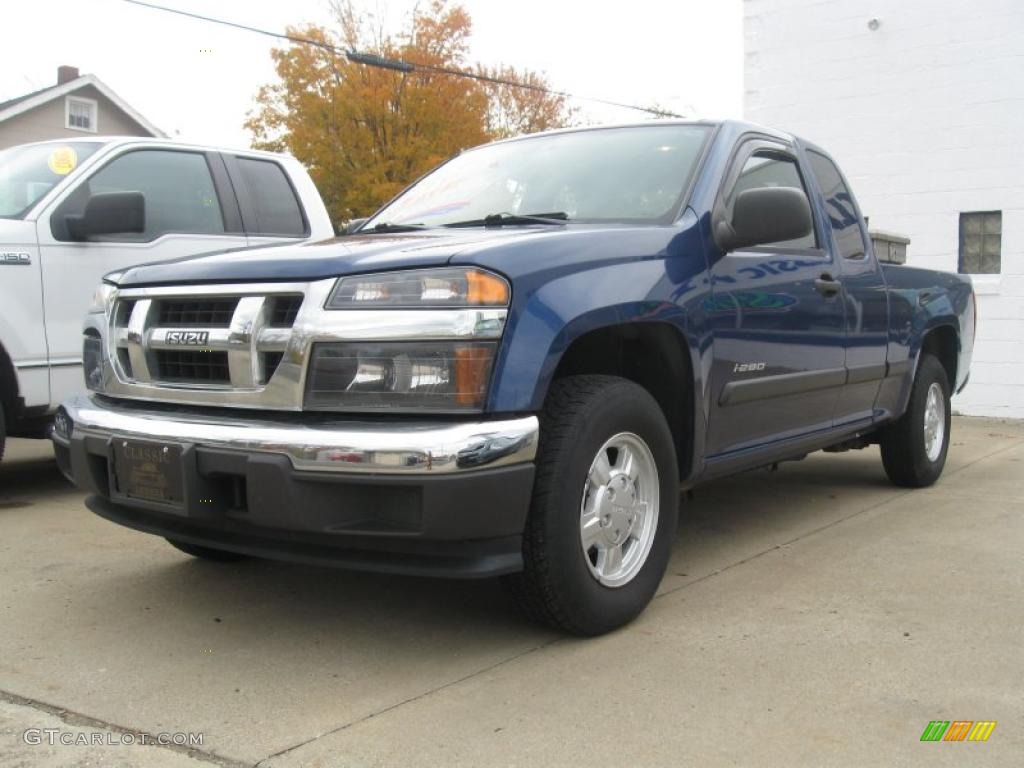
814, 273, 841, 297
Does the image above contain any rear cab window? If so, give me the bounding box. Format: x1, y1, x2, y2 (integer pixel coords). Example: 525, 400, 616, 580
234, 157, 306, 237
806, 150, 868, 260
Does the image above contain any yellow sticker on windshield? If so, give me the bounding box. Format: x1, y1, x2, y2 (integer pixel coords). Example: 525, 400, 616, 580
48, 146, 78, 175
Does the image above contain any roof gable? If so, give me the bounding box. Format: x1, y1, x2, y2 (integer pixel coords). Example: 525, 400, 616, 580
0, 74, 166, 137
0, 84, 57, 112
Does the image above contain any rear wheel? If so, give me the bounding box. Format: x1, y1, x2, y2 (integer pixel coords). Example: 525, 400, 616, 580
166, 538, 248, 562
505, 375, 679, 635
0, 404, 6, 464
879, 353, 951, 487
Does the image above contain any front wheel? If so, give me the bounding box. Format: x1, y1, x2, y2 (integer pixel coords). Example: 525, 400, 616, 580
879, 353, 951, 487
505, 375, 679, 636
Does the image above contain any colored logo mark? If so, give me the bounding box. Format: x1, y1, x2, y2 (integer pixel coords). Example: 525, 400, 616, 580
920, 721, 996, 742
703, 291, 798, 314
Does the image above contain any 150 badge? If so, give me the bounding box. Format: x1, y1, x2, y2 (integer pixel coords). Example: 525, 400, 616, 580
166, 331, 210, 345
1, 252, 31, 265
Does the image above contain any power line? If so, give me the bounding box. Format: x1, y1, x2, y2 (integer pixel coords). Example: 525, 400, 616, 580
122, 0, 684, 118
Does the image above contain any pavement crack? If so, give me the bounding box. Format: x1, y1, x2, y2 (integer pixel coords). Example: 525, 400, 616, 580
253, 639, 562, 767
254, 439, 1024, 764
657, 488, 916, 600
0, 688, 250, 768
658, 437, 1024, 601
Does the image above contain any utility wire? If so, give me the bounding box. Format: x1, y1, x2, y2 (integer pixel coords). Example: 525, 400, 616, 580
122, 0, 684, 118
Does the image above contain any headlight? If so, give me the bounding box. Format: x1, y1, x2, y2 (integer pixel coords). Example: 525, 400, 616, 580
83, 333, 104, 391
52, 406, 73, 441
305, 341, 497, 412
327, 268, 509, 309
88, 282, 116, 314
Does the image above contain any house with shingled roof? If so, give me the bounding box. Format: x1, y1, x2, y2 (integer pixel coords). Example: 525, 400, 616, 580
0, 65, 165, 150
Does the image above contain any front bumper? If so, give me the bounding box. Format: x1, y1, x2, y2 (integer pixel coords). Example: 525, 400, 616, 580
53, 394, 539, 578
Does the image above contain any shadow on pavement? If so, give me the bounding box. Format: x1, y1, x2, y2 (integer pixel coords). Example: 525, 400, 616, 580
6, 439, 901, 646
63, 450, 897, 642
0, 441, 76, 506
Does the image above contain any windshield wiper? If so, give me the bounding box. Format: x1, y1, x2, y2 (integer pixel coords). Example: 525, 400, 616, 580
363, 222, 431, 234
444, 212, 569, 228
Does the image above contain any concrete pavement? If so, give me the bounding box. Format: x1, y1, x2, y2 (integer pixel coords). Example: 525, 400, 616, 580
1, 417, 1021, 767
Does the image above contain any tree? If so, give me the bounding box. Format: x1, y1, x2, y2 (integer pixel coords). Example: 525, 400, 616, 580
478, 64, 574, 140
245, 1, 575, 222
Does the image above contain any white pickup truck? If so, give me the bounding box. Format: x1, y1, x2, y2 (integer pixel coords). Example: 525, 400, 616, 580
0, 137, 333, 460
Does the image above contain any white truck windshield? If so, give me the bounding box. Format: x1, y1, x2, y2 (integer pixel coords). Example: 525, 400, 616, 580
0, 142, 101, 218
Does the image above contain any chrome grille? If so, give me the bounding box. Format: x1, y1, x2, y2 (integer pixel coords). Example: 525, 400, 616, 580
110, 287, 304, 391
268, 296, 302, 327
100, 279, 509, 411
155, 349, 231, 383
261, 351, 285, 382
157, 298, 238, 327
114, 300, 136, 327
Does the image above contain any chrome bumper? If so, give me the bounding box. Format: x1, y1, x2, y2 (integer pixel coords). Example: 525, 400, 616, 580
55, 394, 538, 475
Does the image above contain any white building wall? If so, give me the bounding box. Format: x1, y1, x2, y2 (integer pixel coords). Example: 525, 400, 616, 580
744, 0, 1024, 418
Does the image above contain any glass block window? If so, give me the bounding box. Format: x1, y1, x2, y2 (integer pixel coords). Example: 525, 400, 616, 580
959, 211, 1001, 274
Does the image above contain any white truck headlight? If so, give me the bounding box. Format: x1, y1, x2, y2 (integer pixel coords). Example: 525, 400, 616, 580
83, 333, 104, 391
88, 281, 117, 314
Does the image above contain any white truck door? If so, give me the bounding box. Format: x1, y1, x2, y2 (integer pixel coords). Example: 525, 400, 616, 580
1, 140, 106, 413
0, 220, 49, 409
35, 147, 247, 407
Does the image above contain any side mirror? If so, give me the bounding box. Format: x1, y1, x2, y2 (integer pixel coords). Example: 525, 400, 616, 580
344, 217, 368, 235
716, 186, 812, 252
67, 191, 145, 240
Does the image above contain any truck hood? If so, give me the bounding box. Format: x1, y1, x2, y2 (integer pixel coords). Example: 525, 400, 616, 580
112, 223, 690, 287
114, 228, 567, 286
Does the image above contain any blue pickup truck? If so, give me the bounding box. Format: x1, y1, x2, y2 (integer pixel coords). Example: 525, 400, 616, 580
53, 120, 975, 635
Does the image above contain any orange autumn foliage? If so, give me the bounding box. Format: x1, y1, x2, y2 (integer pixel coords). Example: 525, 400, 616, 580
245, 1, 576, 224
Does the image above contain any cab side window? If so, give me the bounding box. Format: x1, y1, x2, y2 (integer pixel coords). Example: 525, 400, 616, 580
807, 150, 867, 259
54, 150, 225, 241
729, 151, 817, 250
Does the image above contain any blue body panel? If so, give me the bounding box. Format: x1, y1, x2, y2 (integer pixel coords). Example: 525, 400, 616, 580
113, 120, 975, 487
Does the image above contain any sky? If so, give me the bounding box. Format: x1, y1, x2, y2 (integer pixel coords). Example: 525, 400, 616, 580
1, 0, 742, 149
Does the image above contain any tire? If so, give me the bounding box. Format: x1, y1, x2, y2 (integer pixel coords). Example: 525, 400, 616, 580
879, 353, 951, 488
505, 375, 679, 636
0, 404, 6, 464
166, 538, 248, 562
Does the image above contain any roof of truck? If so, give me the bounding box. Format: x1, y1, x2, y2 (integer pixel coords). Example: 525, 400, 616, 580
481, 119, 797, 147
4, 135, 296, 161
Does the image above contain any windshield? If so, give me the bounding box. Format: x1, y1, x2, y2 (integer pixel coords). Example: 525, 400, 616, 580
0, 142, 102, 218
365, 124, 711, 229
